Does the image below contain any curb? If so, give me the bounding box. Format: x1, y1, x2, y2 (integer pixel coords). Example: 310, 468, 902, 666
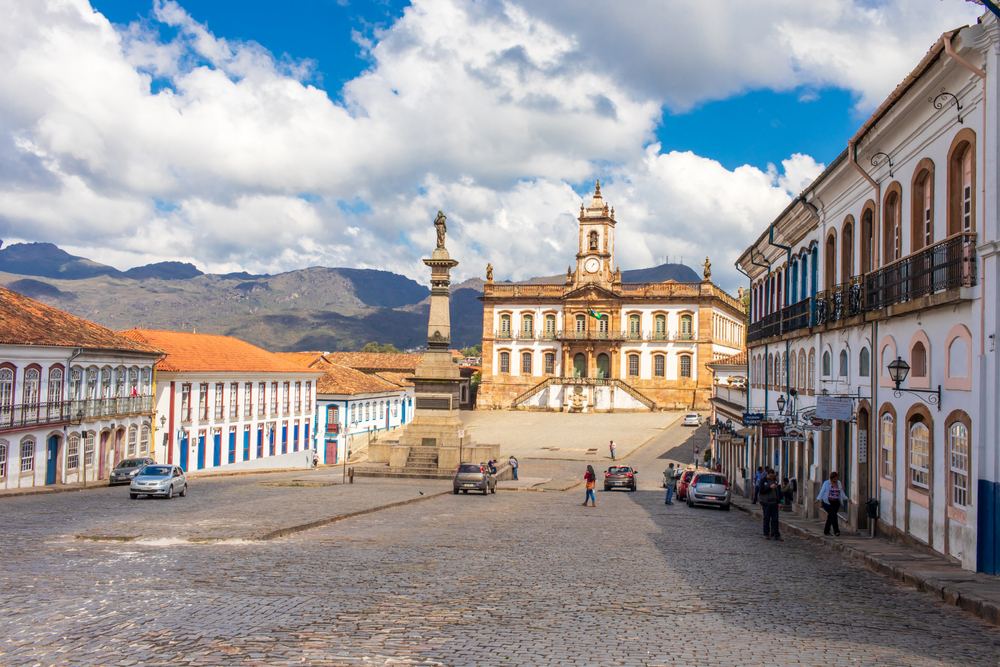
0, 482, 110, 500
732, 502, 1000, 627
256, 490, 452, 541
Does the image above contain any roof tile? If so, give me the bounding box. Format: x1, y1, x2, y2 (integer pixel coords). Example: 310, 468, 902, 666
120, 330, 320, 374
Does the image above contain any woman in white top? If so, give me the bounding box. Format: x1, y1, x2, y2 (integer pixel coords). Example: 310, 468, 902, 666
814, 471, 848, 536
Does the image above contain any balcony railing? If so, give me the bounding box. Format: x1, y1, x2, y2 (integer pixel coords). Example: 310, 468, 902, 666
493, 330, 695, 342
866, 232, 976, 311
747, 234, 977, 345
0, 396, 154, 432
73, 396, 154, 421
326, 423, 340, 434
0, 401, 73, 431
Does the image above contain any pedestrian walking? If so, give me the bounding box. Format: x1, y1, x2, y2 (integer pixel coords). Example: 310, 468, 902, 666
609, 440, 617, 461
664, 463, 677, 505
757, 468, 782, 540
312, 449, 319, 468
583, 465, 596, 507
509, 455, 519, 480
814, 471, 848, 536
751, 466, 765, 504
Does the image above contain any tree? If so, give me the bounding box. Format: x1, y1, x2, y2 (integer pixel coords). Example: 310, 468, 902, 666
461, 344, 481, 357
360, 341, 400, 354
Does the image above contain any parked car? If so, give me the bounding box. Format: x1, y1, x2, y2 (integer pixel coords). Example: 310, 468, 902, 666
604, 465, 637, 491
682, 413, 702, 427
110, 457, 155, 486
675, 469, 697, 500
686, 472, 732, 510
453, 463, 496, 495
129, 465, 187, 499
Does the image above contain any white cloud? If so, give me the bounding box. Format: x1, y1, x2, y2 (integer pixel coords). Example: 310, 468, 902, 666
0, 0, 979, 293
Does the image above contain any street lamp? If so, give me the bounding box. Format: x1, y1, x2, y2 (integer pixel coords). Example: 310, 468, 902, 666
887, 356, 941, 410
776, 394, 786, 415
159, 415, 167, 428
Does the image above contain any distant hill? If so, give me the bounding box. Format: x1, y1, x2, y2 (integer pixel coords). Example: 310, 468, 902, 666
0, 244, 704, 353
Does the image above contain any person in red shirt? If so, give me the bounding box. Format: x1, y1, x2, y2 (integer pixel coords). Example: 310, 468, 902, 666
583, 465, 596, 507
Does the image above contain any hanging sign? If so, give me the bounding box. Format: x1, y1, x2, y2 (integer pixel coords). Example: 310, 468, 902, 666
761, 422, 786, 438
781, 425, 806, 442
743, 413, 765, 425
816, 396, 853, 421
736, 428, 755, 437
716, 433, 731, 443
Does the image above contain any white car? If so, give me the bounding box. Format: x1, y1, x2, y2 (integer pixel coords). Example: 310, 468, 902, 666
129, 464, 187, 499
682, 413, 702, 427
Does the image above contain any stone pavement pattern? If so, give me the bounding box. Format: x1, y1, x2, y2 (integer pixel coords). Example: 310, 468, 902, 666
458, 409, 681, 460
2, 463, 999, 665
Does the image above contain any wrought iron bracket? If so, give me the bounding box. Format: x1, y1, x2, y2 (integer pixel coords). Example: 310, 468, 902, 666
929, 89, 963, 124
870, 151, 893, 178
892, 385, 941, 411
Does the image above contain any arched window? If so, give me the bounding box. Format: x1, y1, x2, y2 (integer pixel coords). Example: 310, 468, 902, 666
654, 354, 665, 378
47, 367, 63, 404
20, 438, 35, 473
67, 435, 80, 469
842, 219, 854, 279
808, 349, 816, 389
789, 352, 796, 388
861, 208, 874, 274
393, 400, 398, 417
544, 314, 556, 337
114, 366, 126, 397
679, 355, 692, 379
911, 341, 927, 378
628, 354, 640, 377
351, 404, 356, 423
575, 314, 586, 333
365, 403, 370, 421
884, 189, 901, 262
70, 367, 82, 400
522, 314, 533, 337
912, 166, 934, 251
949, 135, 976, 235
629, 314, 641, 339
781, 353, 787, 387
881, 413, 894, 480
773, 355, 780, 388
84, 433, 95, 465
499, 351, 510, 374
327, 405, 338, 425
0, 369, 13, 424
822, 351, 831, 377
379, 402, 384, 419
800, 252, 809, 298
521, 351, 532, 375
23, 369, 40, 409
654, 314, 666, 340
500, 314, 511, 337
101, 366, 112, 398
127, 425, 138, 456
0, 440, 5, 477
140, 424, 150, 454
798, 351, 806, 392
141, 367, 151, 394
680, 314, 693, 340
859, 348, 870, 377
949, 422, 969, 508
544, 352, 555, 375
909, 421, 930, 489
589, 230, 599, 250
810, 246, 819, 297
825, 233, 837, 288
86, 367, 98, 399
767, 353, 773, 387
839, 350, 848, 378
128, 367, 139, 395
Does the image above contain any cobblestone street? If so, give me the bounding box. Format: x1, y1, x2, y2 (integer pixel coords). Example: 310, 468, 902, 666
1, 418, 998, 666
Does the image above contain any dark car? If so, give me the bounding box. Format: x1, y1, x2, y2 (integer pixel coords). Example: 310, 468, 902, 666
604, 465, 637, 491
686, 472, 732, 510
453, 463, 496, 495
109, 457, 155, 486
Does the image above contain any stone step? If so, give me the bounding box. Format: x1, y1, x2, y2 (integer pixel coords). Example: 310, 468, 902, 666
352, 466, 454, 480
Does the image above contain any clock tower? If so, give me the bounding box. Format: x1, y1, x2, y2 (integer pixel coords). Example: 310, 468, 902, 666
573, 180, 617, 286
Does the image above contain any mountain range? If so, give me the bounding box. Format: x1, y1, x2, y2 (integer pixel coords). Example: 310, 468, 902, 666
0, 241, 699, 352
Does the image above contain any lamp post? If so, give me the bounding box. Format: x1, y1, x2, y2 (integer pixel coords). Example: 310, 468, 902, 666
887, 357, 941, 410
776, 394, 786, 416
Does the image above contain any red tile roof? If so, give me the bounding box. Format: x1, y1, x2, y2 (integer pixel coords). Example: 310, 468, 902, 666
314, 361, 400, 395
0, 286, 162, 354
323, 352, 423, 372
373, 371, 414, 387
708, 351, 747, 368
120, 330, 320, 374
275, 352, 327, 369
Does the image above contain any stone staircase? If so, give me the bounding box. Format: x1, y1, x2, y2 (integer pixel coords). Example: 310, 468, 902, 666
352, 446, 454, 480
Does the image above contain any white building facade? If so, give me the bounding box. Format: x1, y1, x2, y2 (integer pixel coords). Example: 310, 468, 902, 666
737, 16, 1000, 572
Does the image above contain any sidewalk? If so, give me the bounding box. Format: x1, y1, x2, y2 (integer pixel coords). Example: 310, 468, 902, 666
732, 495, 1000, 626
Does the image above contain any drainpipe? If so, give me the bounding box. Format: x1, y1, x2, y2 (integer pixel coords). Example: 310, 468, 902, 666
847, 139, 881, 268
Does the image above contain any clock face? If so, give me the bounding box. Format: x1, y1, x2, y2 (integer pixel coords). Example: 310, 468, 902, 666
585, 258, 600, 273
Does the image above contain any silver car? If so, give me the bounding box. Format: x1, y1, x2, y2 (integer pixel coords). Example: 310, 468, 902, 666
129, 465, 187, 499
453, 463, 496, 495
682, 413, 702, 427
686, 472, 731, 510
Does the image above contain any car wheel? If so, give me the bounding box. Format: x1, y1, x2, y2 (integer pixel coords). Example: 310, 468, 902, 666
130, 493, 137, 499
630, 484, 636, 492
604, 486, 610, 492
180, 485, 187, 497
453, 488, 459, 495
722, 503, 731, 511
687, 497, 694, 507
462, 490, 468, 494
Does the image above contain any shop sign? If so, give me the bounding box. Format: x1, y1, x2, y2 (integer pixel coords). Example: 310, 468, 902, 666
816, 396, 853, 421
716, 433, 731, 443
781, 426, 806, 442
761, 422, 786, 438
736, 428, 755, 437
743, 413, 765, 425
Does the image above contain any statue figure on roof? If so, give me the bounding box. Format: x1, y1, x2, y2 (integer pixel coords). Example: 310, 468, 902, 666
738, 286, 745, 300
434, 210, 447, 249
702, 256, 712, 281
486, 263, 493, 281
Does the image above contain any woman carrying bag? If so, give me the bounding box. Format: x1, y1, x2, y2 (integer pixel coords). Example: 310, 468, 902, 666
814, 471, 847, 536
583, 465, 597, 507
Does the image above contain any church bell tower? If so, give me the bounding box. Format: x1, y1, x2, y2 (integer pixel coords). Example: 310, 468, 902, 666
572, 180, 616, 286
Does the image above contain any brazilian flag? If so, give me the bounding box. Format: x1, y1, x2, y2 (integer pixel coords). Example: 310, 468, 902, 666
588, 308, 604, 319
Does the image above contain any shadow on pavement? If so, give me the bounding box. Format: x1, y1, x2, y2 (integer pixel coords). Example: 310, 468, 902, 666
657, 422, 710, 462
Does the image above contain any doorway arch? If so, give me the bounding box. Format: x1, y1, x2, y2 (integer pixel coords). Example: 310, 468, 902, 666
596, 353, 609, 378
573, 353, 586, 378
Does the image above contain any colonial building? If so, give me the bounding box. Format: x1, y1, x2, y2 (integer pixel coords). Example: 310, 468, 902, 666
0, 287, 162, 489
477, 183, 745, 411
737, 15, 1000, 572
707, 351, 748, 486
122, 330, 323, 472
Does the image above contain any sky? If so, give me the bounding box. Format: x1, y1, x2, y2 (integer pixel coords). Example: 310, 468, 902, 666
0, 0, 985, 293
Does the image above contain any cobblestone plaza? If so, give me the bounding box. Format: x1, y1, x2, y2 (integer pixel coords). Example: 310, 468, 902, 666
1, 417, 998, 666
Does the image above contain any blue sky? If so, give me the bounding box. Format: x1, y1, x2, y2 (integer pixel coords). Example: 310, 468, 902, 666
0, 0, 984, 289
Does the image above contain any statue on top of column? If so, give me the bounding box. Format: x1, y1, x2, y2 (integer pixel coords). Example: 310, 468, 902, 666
434, 211, 447, 249
486, 263, 493, 281
702, 256, 712, 281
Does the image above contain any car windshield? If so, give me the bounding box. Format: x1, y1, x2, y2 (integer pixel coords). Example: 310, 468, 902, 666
140, 466, 172, 476
608, 467, 631, 473
695, 475, 727, 485
685, 414, 698, 419
116, 459, 145, 468
458, 464, 482, 473
681, 471, 694, 480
